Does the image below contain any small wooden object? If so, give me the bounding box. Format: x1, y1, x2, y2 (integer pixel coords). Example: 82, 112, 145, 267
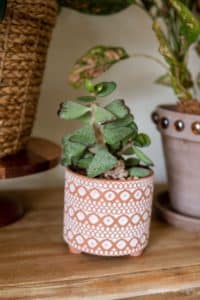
0, 137, 61, 227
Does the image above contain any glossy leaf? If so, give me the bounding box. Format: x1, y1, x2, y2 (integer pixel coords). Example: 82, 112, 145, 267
95, 82, 117, 97
128, 167, 151, 178
87, 148, 117, 177
134, 133, 151, 147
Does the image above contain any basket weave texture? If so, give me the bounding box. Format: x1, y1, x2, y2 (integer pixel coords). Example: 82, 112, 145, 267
0, 0, 57, 158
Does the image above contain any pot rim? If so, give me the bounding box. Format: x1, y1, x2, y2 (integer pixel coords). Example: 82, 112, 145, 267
157, 104, 200, 118
65, 167, 154, 184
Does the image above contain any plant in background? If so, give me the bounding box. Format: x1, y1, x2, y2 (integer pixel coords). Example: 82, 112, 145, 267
58, 80, 153, 179
69, 0, 200, 114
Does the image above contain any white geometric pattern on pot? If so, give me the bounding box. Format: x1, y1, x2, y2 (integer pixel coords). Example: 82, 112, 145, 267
103, 216, 114, 226
64, 169, 154, 256
118, 216, 129, 226
78, 187, 87, 196
102, 240, 113, 250
89, 214, 99, 224
105, 191, 116, 201
120, 191, 131, 201
90, 190, 100, 199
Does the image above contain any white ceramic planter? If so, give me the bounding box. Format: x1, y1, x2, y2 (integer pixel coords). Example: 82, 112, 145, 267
63, 168, 154, 257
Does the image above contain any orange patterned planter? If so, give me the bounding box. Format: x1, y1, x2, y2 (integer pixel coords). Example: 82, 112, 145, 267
64, 168, 154, 257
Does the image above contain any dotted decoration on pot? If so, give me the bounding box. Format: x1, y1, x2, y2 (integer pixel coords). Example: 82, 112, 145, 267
174, 120, 184, 131
160, 117, 169, 129
192, 122, 200, 135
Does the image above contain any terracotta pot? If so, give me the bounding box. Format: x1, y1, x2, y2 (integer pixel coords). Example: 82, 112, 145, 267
63, 168, 154, 257
153, 105, 200, 218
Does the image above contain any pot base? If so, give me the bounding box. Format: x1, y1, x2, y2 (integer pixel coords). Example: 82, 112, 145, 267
68, 245, 144, 257
155, 191, 200, 232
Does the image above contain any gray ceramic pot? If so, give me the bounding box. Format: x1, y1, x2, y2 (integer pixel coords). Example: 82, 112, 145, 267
153, 105, 200, 218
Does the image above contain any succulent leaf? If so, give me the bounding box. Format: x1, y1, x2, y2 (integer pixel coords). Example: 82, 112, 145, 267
103, 126, 133, 145
128, 167, 151, 178
105, 99, 130, 118
94, 82, 117, 97
125, 158, 140, 167
94, 106, 116, 123
133, 146, 154, 166
77, 96, 96, 102
87, 148, 117, 177
134, 133, 151, 147
59, 101, 90, 120
85, 79, 95, 93
77, 153, 94, 169
104, 114, 134, 129
69, 125, 96, 145
63, 141, 86, 164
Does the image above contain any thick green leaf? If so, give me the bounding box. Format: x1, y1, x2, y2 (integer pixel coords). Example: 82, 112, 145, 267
77, 96, 96, 102
105, 99, 129, 118
170, 0, 200, 46
103, 126, 133, 145
59, 101, 90, 120
103, 114, 135, 129
87, 148, 117, 177
69, 125, 96, 145
63, 141, 86, 164
133, 146, 154, 166
134, 133, 151, 147
69, 46, 129, 87
128, 167, 151, 178
0, 0, 7, 22
77, 153, 94, 169
94, 106, 116, 123
95, 82, 117, 97
125, 158, 140, 167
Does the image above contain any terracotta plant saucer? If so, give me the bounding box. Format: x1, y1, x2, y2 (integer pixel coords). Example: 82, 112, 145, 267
154, 191, 200, 232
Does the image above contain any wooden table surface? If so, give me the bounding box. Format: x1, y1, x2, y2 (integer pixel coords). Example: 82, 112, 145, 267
1, 187, 200, 300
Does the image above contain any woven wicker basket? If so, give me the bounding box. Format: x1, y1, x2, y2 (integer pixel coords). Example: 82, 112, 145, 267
0, 0, 57, 158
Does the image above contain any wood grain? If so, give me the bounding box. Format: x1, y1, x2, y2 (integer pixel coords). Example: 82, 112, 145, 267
0, 187, 200, 299
0, 137, 61, 179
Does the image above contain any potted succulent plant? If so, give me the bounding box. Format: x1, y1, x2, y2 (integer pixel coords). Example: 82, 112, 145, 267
58, 80, 154, 256
68, 0, 200, 227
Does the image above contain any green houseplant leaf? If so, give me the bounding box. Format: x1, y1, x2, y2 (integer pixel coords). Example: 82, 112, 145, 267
170, 0, 200, 46
87, 148, 117, 177
105, 99, 130, 118
103, 126, 134, 145
128, 167, 151, 178
133, 146, 154, 166
69, 46, 129, 87
69, 125, 96, 145
134, 133, 151, 147
58, 101, 91, 119
94, 82, 117, 97
63, 141, 86, 165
